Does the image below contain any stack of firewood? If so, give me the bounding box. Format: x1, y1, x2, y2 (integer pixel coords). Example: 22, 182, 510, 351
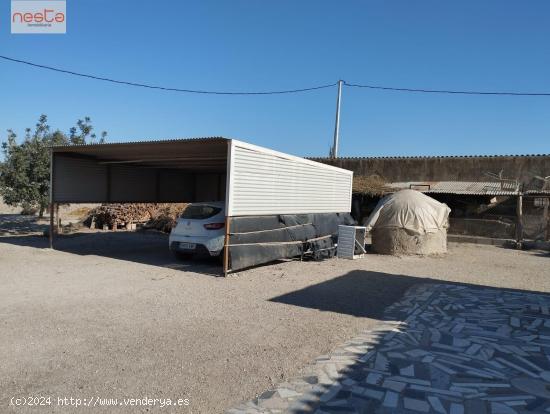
144, 203, 188, 233
86, 203, 187, 231
86, 203, 154, 229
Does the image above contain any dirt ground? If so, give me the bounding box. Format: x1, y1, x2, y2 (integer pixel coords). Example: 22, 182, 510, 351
0, 227, 548, 413
0, 200, 98, 237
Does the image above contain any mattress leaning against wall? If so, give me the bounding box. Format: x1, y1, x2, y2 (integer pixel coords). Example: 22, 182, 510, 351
225, 140, 354, 272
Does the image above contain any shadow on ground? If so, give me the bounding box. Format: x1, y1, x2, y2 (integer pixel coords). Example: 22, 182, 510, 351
0, 230, 223, 276
232, 274, 550, 413
270, 270, 420, 319
0, 214, 49, 235
269, 268, 549, 319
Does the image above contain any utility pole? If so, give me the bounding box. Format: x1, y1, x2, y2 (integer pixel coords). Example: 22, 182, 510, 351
330, 80, 343, 158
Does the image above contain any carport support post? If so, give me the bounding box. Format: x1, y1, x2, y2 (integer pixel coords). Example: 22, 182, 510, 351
49, 149, 55, 249
223, 217, 231, 276
56, 203, 60, 233
49, 203, 55, 248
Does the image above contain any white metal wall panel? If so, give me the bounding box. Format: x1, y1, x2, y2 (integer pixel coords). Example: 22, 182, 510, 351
227, 140, 353, 216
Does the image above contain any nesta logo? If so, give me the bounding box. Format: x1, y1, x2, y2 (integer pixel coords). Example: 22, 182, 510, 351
12, 9, 65, 24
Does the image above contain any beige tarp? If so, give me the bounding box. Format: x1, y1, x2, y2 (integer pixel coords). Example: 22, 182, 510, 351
365, 189, 450, 235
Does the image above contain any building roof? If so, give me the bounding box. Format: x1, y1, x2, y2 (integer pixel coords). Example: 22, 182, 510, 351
52, 137, 229, 172
51, 136, 229, 150
524, 189, 550, 196
388, 181, 520, 196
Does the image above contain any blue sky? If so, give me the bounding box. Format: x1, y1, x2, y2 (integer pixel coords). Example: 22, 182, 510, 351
1, 0, 549, 157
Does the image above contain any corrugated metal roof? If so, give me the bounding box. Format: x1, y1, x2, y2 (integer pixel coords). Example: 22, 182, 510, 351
52, 137, 230, 172
388, 181, 519, 195
524, 189, 550, 195
51, 136, 228, 150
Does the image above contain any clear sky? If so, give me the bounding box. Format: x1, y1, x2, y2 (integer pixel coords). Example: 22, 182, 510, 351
1, 0, 549, 157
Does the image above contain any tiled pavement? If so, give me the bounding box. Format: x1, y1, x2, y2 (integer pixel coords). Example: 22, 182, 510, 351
228, 284, 550, 414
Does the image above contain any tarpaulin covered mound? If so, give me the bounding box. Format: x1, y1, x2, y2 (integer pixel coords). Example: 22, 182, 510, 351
365, 189, 451, 255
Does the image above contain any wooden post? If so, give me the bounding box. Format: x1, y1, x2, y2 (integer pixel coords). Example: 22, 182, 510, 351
49, 202, 54, 248
515, 194, 523, 248
223, 216, 231, 276
544, 197, 549, 241
49, 149, 54, 249
56, 203, 60, 233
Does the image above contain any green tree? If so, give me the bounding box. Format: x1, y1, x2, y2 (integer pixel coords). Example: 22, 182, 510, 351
0, 114, 107, 217
69, 116, 106, 145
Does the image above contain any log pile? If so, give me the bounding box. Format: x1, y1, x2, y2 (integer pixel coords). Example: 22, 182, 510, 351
86, 203, 187, 232
143, 203, 188, 233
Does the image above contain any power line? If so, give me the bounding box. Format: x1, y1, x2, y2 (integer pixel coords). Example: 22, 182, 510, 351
344, 81, 550, 96
0, 55, 337, 95
2, 55, 550, 97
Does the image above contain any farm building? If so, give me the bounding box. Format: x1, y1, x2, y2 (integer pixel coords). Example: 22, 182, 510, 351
314, 154, 550, 243
49, 138, 354, 273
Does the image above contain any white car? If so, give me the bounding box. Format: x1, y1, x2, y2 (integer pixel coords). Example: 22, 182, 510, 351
169, 202, 226, 258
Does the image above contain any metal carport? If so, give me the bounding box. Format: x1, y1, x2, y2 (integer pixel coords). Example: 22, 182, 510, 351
50, 137, 353, 274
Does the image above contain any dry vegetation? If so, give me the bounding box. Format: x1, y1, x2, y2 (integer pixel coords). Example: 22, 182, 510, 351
66, 206, 94, 218
352, 174, 391, 196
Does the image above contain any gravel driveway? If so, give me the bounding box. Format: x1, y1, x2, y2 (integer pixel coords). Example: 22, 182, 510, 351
231, 283, 550, 413
0, 230, 548, 413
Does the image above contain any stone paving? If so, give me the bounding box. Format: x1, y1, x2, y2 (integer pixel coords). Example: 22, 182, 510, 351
227, 283, 550, 414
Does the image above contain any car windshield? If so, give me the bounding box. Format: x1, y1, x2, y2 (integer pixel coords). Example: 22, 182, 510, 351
181, 204, 222, 220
